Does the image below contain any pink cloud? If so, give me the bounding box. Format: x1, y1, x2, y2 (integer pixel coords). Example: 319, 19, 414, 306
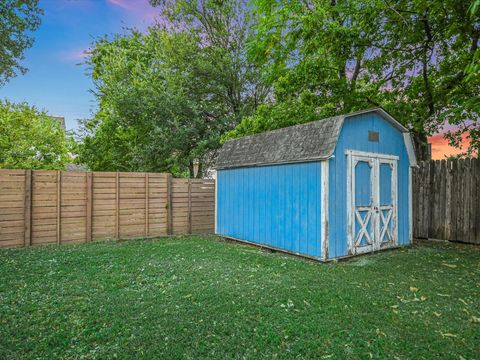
106, 0, 160, 24
58, 48, 89, 62
107, 0, 133, 10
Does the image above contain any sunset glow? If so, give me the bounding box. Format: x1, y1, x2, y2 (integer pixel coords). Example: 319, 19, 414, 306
428, 132, 471, 159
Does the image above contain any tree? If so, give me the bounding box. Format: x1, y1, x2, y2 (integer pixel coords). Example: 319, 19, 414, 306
226, 0, 479, 159
0, 0, 43, 85
149, 0, 269, 118
0, 100, 72, 169
77, 29, 239, 177
78, 0, 268, 177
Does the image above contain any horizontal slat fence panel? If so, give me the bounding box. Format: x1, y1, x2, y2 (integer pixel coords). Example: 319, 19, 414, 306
171, 178, 190, 235
0, 169, 215, 247
0, 170, 25, 247
413, 158, 480, 244
190, 179, 215, 234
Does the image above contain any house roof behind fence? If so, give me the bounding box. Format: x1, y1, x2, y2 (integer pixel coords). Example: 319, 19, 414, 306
215, 107, 415, 169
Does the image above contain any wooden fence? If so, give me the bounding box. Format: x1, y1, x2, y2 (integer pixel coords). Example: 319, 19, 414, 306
0, 170, 215, 248
413, 158, 480, 244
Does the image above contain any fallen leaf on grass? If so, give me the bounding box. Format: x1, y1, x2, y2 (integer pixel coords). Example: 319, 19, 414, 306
469, 316, 480, 323
409, 287, 419, 293
433, 312, 442, 317
442, 263, 457, 268
441, 332, 457, 338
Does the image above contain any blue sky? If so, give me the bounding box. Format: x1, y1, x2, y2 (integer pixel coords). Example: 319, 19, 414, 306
0, 0, 160, 131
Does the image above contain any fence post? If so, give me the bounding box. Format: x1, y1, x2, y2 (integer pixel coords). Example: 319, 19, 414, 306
188, 179, 192, 234
24, 169, 32, 247
56, 170, 62, 245
86, 172, 93, 242
145, 173, 149, 238
166, 173, 172, 235
115, 172, 120, 240
475, 159, 480, 244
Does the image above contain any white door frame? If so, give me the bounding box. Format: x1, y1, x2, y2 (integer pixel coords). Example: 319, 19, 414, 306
346, 150, 398, 255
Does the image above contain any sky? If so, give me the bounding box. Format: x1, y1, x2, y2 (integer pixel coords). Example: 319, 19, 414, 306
0, 0, 160, 130
0, 0, 468, 160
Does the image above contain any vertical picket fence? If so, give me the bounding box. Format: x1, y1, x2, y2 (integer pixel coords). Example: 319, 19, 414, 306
413, 158, 480, 244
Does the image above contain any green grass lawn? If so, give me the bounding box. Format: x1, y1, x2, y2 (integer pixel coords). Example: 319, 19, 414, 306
0, 236, 479, 359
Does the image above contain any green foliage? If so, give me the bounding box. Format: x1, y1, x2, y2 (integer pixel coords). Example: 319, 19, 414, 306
0, 237, 479, 358
225, 0, 479, 159
0, 0, 43, 85
78, 0, 267, 177
77, 30, 234, 176
0, 100, 72, 169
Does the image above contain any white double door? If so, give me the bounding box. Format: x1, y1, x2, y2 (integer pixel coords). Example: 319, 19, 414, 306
347, 150, 398, 255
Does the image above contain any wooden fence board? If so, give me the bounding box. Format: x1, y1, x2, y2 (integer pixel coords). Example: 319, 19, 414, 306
0, 169, 215, 247
412, 159, 479, 244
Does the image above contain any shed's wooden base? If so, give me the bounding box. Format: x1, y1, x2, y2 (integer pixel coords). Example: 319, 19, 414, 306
217, 234, 410, 263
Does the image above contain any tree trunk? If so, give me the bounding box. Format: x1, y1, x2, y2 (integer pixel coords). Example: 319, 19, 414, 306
412, 131, 430, 161
196, 162, 203, 179
188, 161, 194, 178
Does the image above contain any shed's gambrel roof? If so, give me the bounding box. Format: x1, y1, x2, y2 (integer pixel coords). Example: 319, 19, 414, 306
216, 108, 417, 169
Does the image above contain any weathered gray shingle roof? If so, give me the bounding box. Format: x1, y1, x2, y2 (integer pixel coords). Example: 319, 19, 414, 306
216, 115, 343, 169
215, 107, 415, 169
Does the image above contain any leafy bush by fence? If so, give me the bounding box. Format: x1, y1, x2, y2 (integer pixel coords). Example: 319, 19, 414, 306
0, 170, 214, 248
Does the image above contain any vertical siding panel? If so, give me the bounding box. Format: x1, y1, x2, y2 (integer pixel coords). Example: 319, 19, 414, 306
264, 166, 271, 246
305, 165, 310, 256
223, 170, 228, 235
222, 170, 227, 235
214, 162, 324, 258
217, 171, 221, 233
274, 165, 279, 246
240, 168, 244, 239
328, 156, 337, 259
293, 165, 298, 253
284, 166, 290, 252
249, 167, 254, 242
254, 167, 260, 244
313, 162, 321, 257
270, 165, 277, 247
295, 165, 301, 253
258, 167, 264, 245
278, 165, 285, 251
230, 170, 235, 238
299, 164, 307, 255
224, 170, 229, 235
242, 168, 247, 240
265, 166, 271, 245
219, 171, 223, 234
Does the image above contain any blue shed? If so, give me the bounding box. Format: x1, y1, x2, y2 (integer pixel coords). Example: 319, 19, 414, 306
214, 108, 417, 261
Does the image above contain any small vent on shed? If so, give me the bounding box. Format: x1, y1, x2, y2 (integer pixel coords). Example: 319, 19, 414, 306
368, 131, 379, 142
